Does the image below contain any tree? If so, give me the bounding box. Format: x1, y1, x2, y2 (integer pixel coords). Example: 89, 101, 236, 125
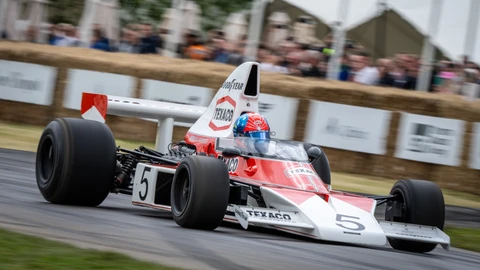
118, 0, 252, 31
46, 0, 253, 32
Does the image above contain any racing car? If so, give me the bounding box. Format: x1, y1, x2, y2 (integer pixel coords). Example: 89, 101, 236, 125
34, 62, 450, 253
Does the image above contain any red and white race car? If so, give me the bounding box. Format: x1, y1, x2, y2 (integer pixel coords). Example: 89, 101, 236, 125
35, 62, 450, 253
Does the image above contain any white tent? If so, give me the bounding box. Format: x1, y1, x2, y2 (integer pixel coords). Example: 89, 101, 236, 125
160, 0, 202, 36
264, 11, 290, 48
101, 0, 120, 42
24, 0, 50, 43
282, 0, 480, 62
78, 0, 120, 46
0, 0, 21, 40
181, 0, 201, 31
223, 12, 248, 43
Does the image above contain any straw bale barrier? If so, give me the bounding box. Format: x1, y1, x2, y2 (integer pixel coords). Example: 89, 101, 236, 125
0, 41, 479, 195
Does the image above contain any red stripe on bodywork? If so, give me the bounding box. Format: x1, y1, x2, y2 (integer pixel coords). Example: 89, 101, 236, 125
329, 191, 375, 213
267, 187, 316, 205
81, 92, 108, 119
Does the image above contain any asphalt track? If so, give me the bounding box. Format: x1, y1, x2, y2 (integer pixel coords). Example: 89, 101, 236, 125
0, 148, 479, 270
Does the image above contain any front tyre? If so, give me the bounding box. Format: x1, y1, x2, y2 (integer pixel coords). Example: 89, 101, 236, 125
385, 179, 445, 253
35, 118, 117, 207
170, 155, 230, 230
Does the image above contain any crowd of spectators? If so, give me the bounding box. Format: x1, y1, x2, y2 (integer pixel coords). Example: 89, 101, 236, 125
2, 22, 480, 99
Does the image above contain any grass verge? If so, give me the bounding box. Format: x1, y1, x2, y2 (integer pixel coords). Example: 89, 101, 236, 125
1, 121, 479, 209
444, 227, 480, 253
0, 225, 477, 270
0, 227, 179, 270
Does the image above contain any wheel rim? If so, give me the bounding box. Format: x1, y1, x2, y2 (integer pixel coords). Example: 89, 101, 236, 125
173, 167, 191, 215
39, 136, 55, 184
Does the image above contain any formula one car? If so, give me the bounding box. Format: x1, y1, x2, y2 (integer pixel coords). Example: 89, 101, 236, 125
35, 62, 450, 253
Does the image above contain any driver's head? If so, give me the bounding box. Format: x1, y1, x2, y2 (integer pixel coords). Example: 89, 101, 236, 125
233, 112, 271, 153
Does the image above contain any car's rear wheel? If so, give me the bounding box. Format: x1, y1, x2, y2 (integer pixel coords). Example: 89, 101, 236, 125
170, 155, 230, 230
35, 118, 117, 206
385, 179, 445, 253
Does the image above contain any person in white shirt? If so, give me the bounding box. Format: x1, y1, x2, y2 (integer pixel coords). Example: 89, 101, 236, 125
259, 53, 290, 74
56, 24, 81, 47
350, 52, 380, 85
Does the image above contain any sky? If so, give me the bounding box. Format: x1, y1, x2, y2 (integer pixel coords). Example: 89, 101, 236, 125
282, 0, 480, 62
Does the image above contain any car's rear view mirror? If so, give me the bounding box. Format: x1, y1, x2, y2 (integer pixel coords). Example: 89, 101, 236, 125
222, 146, 242, 157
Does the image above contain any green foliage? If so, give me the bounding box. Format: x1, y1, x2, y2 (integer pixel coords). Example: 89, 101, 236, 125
47, 0, 85, 25
193, 0, 253, 31
118, 0, 253, 30
444, 227, 480, 252
46, 0, 252, 31
119, 0, 172, 26
0, 228, 181, 270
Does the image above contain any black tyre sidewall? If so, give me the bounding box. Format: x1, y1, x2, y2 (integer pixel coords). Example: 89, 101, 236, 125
171, 162, 196, 223
171, 156, 230, 230
387, 179, 445, 253
35, 118, 117, 206
35, 120, 69, 202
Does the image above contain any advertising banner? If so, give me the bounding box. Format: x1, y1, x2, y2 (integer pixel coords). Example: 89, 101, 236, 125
395, 113, 465, 166
64, 69, 135, 110
304, 101, 392, 154
0, 60, 57, 105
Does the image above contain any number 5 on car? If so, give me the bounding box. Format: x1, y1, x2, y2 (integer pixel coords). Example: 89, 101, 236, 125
132, 164, 155, 204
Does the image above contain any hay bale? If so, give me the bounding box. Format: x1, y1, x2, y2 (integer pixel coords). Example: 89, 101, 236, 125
0, 100, 51, 125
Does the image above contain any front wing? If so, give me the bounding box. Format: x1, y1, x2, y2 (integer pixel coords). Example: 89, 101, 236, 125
226, 186, 450, 250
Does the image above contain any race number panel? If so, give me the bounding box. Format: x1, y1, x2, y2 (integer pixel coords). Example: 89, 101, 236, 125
132, 163, 158, 204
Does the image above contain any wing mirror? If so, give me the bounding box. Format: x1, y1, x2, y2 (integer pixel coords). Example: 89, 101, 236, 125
306, 146, 322, 160
222, 146, 242, 157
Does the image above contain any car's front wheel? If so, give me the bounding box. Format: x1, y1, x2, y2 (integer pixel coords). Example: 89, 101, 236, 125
385, 179, 445, 253
170, 155, 230, 230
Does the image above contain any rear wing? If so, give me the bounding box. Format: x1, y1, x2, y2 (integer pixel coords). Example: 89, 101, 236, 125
80, 92, 207, 152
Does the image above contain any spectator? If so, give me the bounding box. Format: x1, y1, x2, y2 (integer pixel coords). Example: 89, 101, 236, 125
259, 53, 289, 74
117, 29, 137, 53
48, 24, 65, 45
210, 31, 230, 63
351, 51, 380, 85
139, 23, 160, 54
300, 50, 325, 78
184, 35, 209, 61
339, 53, 352, 81
92, 24, 111, 50
377, 58, 394, 86
24, 25, 38, 43
90, 28, 110, 52
56, 24, 81, 47
226, 43, 246, 66
283, 51, 303, 76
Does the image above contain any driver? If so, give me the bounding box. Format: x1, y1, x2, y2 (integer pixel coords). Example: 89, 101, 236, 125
232, 112, 271, 154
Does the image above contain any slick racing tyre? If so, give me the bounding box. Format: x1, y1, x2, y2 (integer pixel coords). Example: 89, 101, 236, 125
35, 118, 117, 207
385, 179, 445, 253
171, 155, 230, 230
303, 143, 331, 186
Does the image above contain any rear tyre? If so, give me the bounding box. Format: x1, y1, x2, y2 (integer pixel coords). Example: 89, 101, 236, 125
35, 118, 117, 207
385, 179, 445, 253
171, 155, 230, 230
304, 143, 331, 186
